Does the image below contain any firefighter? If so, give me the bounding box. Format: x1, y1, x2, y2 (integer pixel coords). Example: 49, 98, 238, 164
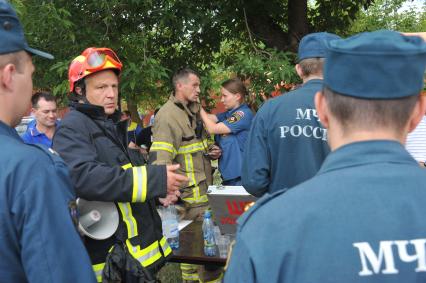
150, 67, 222, 282
52, 47, 188, 282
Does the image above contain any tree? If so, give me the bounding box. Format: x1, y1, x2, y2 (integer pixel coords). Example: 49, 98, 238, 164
11, 0, 422, 112
12, 0, 172, 112
212, 0, 374, 52
348, 0, 425, 34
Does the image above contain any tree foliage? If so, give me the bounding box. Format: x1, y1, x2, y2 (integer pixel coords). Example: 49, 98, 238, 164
9, 0, 424, 112
349, 0, 425, 34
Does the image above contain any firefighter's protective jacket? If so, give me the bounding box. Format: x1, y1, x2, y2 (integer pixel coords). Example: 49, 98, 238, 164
150, 95, 212, 205
52, 103, 171, 282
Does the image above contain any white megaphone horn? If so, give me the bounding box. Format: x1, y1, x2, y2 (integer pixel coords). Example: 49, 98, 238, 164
76, 198, 119, 240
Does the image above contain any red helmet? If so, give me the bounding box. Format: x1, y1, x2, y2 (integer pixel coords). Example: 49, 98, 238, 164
68, 47, 123, 93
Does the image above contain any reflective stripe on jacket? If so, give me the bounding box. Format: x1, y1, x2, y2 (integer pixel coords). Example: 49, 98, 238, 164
150, 95, 212, 204
52, 103, 170, 276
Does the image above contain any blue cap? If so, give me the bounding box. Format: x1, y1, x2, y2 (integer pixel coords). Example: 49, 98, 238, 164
324, 30, 426, 99
297, 32, 341, 62
0, 1, 53, 59
204, 210, 212, 218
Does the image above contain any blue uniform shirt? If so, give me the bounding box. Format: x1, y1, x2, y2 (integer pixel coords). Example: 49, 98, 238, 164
215, 104, 254, 182
225, 140, 426, 283
0, 121, 96, 283
21, 119, 58, 148
242, 79, 330, 196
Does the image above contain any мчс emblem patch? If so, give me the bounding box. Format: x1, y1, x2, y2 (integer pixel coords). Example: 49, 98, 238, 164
227, 111, 244, 124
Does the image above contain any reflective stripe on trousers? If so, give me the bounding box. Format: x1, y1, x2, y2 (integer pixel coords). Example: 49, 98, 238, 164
181, 266, 222, 282
181, 263, 200, 281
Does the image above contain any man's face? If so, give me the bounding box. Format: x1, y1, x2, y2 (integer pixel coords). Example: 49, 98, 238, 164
178, 74, 200, 103
33, 97, 57, 128
12, 52, 34, 127
85, 70, 119, 115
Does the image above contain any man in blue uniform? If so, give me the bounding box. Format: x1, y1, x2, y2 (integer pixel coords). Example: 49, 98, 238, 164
242, 32, 340, 197
0, 1, 96, 282
225, 30, 426, 282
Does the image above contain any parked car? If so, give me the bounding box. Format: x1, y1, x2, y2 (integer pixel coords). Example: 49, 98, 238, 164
15, 116, 34, 136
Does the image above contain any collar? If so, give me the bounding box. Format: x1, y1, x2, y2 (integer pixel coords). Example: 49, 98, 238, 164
0, 120, 22, 141
318, 140, 416, 176
29, 122, 42, 137
226, 103, 248, 116
303, 79, 323, 87
70, 101, 121, 123
28, 121, 58, 137
169, 94, 200, 118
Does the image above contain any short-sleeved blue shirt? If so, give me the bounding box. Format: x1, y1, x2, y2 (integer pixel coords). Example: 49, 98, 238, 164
21, 120, 58, 148
215, 104, 254, 182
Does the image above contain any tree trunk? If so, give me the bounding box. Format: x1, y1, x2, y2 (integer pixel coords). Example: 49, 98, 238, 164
287, 0, 309, 52
244, 1, 288, 51
243, 0, 309, 53
127, 99, 143, 127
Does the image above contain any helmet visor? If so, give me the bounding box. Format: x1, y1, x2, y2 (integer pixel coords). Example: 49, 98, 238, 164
85, 48, 122, 71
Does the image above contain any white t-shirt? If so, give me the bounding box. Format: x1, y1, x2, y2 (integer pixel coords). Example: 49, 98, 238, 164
406, 116, 426, 162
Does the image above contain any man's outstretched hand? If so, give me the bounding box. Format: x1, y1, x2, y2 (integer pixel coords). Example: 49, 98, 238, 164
159, 193, 179, 207
160, 164, 188, 207
166, 164, 188, 194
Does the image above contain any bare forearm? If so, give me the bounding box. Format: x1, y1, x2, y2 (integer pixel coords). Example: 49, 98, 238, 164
200, 108, 218, 123
200, 108, 218, 134
200, 108, 232, 135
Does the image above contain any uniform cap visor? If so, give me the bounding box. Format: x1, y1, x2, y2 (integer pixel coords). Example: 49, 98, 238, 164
25, 46, 54, 60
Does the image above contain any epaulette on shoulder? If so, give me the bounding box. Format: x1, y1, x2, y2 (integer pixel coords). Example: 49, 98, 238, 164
237, 188, 289, 231
26, 143, 62, 164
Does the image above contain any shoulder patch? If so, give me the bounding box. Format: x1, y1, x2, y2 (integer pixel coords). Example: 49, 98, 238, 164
227, 111, 244, 124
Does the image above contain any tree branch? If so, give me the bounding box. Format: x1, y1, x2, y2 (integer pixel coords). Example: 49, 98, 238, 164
243, 6, 272, 57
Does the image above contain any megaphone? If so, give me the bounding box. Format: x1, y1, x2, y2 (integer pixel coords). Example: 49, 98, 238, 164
76, 198, 119, 240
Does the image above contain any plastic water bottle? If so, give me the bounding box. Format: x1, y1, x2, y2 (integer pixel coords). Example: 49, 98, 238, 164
202, 210, 217, 256
162, 205, 179, 250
